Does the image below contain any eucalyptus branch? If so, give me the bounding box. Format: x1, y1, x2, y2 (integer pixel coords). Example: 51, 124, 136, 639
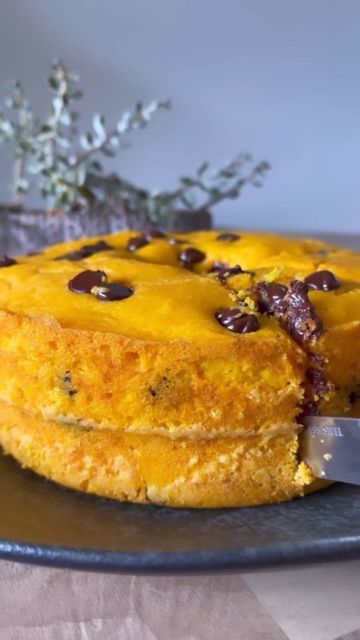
72, 99, 171, 169
0, 58, 270, 223
146, 155, 270, 215
0, 60, 170, 211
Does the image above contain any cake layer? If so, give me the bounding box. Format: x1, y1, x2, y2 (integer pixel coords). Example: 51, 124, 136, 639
0, 400, 320, 508
0, 308, 305, 437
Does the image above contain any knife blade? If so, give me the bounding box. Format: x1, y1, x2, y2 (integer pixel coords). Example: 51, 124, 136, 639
302, 415, 360, 485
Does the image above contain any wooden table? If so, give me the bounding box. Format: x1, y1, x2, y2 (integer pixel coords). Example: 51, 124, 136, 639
0, 559, 359, 639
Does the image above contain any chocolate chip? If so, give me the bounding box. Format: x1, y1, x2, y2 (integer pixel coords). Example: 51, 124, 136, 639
79, 240, 113, 257
349, 390, 360, 404
56, 240, 113, 261
92, 283, 134, 301
55, 250, 85, 261
257, 282, 288, 315
148, 376, 170, 400
281, 280, 323, 346
143, 229, 166, 240
216, 264, 254, 281
208, 261, 230, 273
61, 371, 78, 397
127, 236, 150, 252
215, 308, 259, 333
0, 255, 17, 268
179, 247, 206, 265
216, 232, 241, 242
168, 237, 186, 245
68, 270, 107, 294
305, 270, 340, 291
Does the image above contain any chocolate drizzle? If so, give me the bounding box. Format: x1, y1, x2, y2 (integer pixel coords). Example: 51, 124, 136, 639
256, 279, 330, 418
257, 280, 322, 347
349, 390, 360, 404
279, 280, 323, 347
298, 355, 334, 420
256, 282, 288, 316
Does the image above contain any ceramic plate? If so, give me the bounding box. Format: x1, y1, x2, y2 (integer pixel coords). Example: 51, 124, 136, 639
0, 453, 359, 573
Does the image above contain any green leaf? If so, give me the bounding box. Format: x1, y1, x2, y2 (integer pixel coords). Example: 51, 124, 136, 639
109, 134, 120, 147
180, 176, 197, 187
60, 112, 72, 126
27, 161, 45, 175
52, 97, 63, 115
116, 112, 131, 134
15, 177, 29, 192
196, 161, 209, 177
0, 120, 14, 137
56, 136, 71, 149
80, 132, 93, 149
75, 165, 86, 186
48, 76, 59, 90
92, 113, 106, 139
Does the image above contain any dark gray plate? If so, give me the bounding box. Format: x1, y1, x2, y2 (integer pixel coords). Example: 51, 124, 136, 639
0, 452, 360, 573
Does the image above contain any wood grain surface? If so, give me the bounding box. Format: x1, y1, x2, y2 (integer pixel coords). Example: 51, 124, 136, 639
1, 559, 360, 640
0, 560, 288, 640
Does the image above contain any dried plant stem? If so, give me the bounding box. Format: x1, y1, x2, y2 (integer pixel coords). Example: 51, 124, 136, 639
198, 163, 269, 210
13, 157, 25, 205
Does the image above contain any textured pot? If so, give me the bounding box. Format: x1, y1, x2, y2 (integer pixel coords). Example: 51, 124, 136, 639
0, 206, 212, 255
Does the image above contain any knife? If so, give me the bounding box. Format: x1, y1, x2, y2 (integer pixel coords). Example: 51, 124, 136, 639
302, 416, 360, 485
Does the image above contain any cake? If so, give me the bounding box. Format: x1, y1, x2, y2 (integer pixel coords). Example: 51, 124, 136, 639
0, 229, 358, 508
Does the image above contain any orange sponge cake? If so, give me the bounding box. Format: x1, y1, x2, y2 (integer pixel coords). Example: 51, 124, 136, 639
0, 229, 358, 507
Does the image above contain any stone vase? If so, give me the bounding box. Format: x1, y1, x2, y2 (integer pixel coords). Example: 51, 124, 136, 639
0, 205, 212, 255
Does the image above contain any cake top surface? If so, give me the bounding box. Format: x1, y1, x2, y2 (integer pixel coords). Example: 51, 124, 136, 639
0, 229, 359, 341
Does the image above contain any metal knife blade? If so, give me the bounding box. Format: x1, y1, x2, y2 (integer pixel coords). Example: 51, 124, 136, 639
302, 416, 360, 485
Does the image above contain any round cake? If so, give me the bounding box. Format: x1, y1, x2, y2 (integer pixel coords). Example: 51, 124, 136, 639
0, 229, 359, 507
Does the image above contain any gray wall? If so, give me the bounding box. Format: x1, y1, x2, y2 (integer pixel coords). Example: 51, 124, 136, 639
0, 0, 359, 232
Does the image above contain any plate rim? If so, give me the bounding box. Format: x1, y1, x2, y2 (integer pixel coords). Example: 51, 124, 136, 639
1, 534, 360, 574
